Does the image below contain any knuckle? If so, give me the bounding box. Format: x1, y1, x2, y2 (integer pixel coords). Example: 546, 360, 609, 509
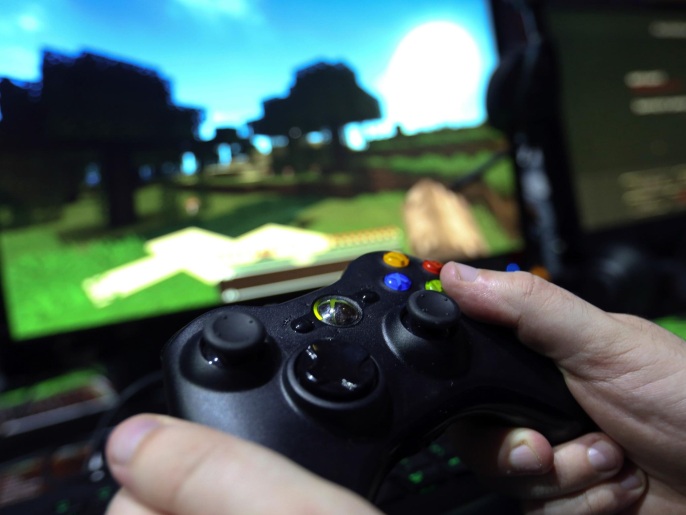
523, 483, 638, 515
511, 272, 562, 332
579, 487, 627, 515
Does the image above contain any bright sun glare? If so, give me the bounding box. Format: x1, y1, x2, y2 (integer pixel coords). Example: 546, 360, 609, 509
378, 21, 483, 134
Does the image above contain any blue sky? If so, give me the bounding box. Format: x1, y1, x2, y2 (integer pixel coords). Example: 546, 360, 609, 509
0, 0, 500, 146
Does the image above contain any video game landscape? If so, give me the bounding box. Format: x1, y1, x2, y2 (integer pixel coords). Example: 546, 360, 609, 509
0, 1, 522, 341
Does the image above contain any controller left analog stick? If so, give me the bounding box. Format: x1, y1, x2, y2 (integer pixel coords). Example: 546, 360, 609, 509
202, 311, 266, 362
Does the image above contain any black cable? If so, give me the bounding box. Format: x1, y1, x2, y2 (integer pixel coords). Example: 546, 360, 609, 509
450, 151, 509, 192
82, 370, 164, 478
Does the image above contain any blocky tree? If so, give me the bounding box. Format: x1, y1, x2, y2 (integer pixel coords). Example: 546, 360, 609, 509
38, 51, 203, 227
250, 61, 380, 171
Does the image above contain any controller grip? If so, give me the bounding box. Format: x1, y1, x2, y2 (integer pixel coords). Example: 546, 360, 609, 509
455, 318, 595, 444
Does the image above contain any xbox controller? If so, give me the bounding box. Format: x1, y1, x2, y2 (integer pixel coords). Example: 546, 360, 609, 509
162, 251, 593, 498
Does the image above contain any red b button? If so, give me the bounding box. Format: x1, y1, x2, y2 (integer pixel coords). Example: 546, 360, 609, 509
422, 260, 443, 275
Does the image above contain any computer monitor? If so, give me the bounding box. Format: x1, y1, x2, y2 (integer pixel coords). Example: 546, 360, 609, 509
489, 0, 686, 316
0, 0, 524, 371
548, 1, 686, 240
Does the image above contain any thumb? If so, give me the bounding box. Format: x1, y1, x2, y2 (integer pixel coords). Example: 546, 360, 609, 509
106, 414, 380, 515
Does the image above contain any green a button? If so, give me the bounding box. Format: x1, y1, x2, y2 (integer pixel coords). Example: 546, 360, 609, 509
424, 279, 443, 292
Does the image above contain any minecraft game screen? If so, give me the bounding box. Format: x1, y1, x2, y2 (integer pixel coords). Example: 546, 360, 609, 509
0, 0, 522, 341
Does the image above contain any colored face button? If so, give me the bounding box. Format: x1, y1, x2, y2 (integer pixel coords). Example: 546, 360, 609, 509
422, 260, 443, 275
425, 279, 443, 292
383, 251, 410, 268
384, 272, 412, 291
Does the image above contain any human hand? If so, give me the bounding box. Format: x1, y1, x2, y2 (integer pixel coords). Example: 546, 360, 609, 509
105, 414, 382, 515
440, 261, 686, 514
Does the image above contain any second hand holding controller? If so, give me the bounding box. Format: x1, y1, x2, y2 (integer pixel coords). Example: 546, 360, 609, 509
162, 251, 593, 498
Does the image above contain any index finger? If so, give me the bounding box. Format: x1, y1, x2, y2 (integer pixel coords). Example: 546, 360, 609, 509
439, 262, 636, 380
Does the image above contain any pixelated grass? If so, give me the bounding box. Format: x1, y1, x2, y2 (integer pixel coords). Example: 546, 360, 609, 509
3, 178, 518, 340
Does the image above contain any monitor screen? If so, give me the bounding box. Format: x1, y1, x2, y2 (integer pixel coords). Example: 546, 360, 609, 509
0, 0, 522, 343
544, 2, 686, 233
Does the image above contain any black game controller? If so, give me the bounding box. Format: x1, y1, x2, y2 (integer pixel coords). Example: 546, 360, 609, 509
162, 251, 593, 499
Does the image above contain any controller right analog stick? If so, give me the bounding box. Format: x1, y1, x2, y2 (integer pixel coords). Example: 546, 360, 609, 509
385, 290, 466, 377
405, 290, 460, 333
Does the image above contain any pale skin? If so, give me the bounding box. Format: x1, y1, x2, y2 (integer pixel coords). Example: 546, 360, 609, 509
105, 262, 686, 514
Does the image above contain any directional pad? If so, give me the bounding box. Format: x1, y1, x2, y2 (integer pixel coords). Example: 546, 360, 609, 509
294, 341, 378, 402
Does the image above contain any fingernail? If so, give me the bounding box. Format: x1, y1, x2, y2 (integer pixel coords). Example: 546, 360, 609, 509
508, 444, 543, 474
588, 440, 620, 472
108, 416, 162, 466
453, 262, 479, 282
620, 469, 645, 491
